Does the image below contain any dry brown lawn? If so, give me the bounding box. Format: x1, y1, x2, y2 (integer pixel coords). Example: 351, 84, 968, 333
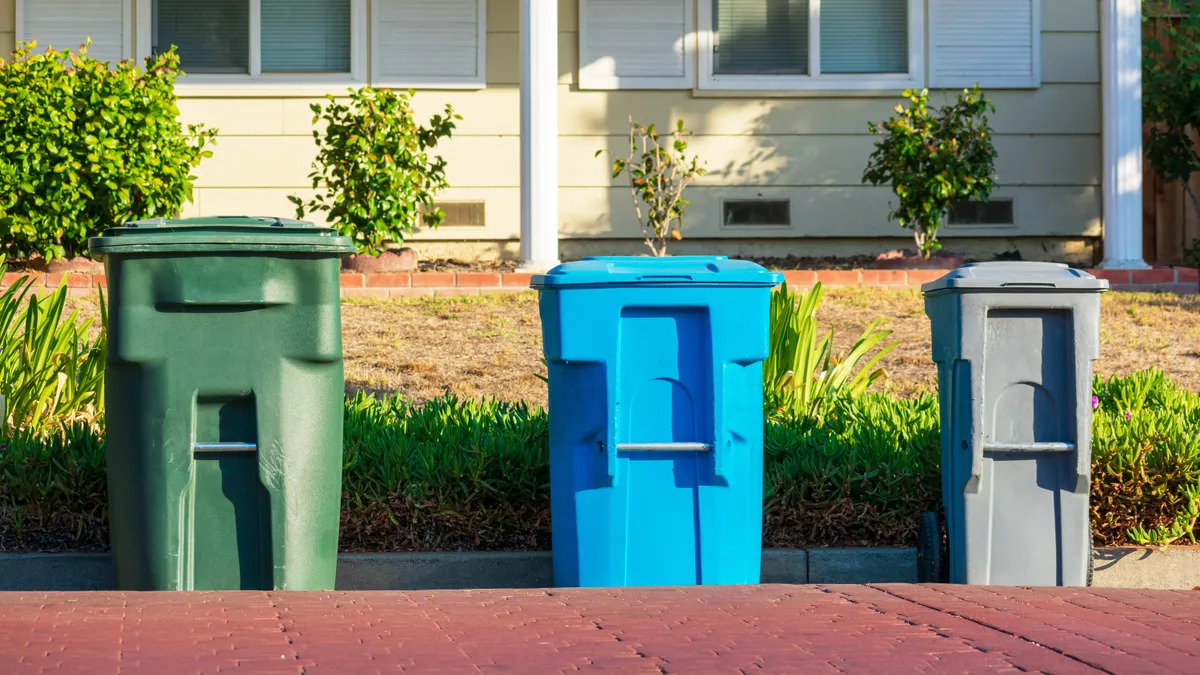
64, 288, 1199, 406
341, 289, 1200, 407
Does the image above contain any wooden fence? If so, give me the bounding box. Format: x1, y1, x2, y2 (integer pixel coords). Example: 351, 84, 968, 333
1143, 9, 1200, 265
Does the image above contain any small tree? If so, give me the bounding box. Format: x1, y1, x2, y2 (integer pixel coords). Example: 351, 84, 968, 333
599, 118, 706, 257
0, 41, 216, 262
1144, 1, 1200, 223
862, 86, 997, 259
291, 88, 459, 256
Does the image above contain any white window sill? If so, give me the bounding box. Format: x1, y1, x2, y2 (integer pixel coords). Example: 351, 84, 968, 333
173, 77, 487, 98
370, 79, 488, 91
175, 75, 364, 98
697, 74, 923, 96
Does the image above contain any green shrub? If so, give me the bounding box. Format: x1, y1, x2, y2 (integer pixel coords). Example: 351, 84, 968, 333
0, 266, 106, 433
764, 282, 896, 422
862, 86, 997, 259
0, 41, 216, 262
291, 87, 459, 256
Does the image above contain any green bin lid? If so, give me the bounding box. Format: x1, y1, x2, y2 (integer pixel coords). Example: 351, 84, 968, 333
88, 216, 356, 257
921, 262, 1110, 295
530, 256, 782, 288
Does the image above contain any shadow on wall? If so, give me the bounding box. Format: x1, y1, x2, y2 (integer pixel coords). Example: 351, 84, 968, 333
575, 34, 909, 256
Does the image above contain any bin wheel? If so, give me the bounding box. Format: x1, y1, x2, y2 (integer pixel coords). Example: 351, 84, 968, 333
1086, 525, 1095, 588
917, 511, 948, 584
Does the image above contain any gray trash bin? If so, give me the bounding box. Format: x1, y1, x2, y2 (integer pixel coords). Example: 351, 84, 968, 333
918, 262, 1108, 586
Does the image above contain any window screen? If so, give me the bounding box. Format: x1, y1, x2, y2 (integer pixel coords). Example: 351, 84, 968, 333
153, 0, 250, 74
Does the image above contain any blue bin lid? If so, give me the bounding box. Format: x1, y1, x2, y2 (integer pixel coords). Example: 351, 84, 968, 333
921, 262, 1110, 295
530, 256, 782, 288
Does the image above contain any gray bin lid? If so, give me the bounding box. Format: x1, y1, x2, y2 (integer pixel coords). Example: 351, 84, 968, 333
921, 262, 1109, 295
89, 216, 355, 258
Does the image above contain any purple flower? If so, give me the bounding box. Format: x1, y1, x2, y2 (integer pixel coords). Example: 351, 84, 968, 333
1125, 412, 1132, 421
1092, 396, 1099, 410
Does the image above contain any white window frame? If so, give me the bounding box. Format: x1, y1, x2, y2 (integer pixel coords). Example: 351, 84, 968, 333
369, 0, 487, 90
578, 0, 694, 90
16, 0, 135, 61
135, 0, 368, 92
927, 0, 1041, 89
697, 0, 924, 91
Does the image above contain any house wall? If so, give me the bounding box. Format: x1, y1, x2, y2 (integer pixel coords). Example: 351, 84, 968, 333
2, 0, 1102, 262
0, 0, 13, 54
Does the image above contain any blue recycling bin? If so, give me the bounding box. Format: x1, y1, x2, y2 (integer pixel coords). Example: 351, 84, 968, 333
532, 256, 781, 587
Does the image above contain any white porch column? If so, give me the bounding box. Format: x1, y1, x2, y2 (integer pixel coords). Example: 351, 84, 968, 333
1098, 0, 1149, 269
517, 0, 561, 271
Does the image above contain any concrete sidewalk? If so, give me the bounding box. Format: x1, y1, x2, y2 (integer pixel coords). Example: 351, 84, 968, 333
2, 584, 1199, 673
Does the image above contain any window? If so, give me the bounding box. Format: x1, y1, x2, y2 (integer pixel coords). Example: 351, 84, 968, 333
16, 0, 133, 65
147, 0, 360, 79
371, 0, 487, 88
699, 0, 924, 90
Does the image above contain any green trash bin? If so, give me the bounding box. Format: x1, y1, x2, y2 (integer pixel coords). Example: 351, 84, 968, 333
89, 216, 355, 591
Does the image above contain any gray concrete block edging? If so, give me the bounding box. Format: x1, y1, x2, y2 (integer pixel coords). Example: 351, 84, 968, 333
0, 549, 820, 591
0, 547, 1188, 591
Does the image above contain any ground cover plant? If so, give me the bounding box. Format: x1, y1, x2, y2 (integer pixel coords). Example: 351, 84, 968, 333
3, 371, 1195, 552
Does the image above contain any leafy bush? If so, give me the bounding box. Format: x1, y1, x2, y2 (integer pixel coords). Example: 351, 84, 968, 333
0, 41, 216, 262
1144, 2, 1200, 222
0, 267, 106, 433
599, 119, 706, 256
764, 282, 896, 422
291, 88, 459, 256
862, 86, 997, 259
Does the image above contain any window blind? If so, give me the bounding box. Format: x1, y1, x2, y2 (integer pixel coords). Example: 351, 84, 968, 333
820, 0, 907, 74
261, 0, 352, 73
23, 0, 127, 64
154, 0, 250, 74
714, 0, 809, 75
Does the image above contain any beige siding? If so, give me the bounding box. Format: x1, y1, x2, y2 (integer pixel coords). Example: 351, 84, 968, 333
10, 0, 1103, 254
1, 0, 13, 54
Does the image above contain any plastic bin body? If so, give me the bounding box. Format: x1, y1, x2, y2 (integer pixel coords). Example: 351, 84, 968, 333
90, 217, 354, 591
923, 262, 1107, 586
533, 256, 780, 587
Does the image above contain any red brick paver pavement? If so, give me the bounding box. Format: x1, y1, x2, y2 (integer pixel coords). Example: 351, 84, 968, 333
1, 585, 1198, 673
